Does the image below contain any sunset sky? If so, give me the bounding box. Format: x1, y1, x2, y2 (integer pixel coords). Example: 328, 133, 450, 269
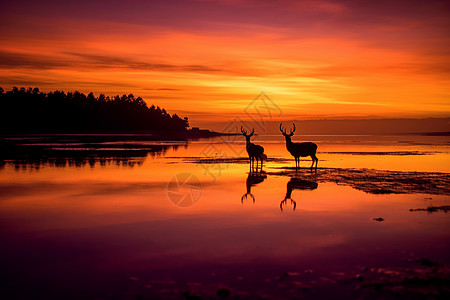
1, 0, 449, 127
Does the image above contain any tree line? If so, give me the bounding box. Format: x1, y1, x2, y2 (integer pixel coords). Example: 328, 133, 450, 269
0, 87, 189, 134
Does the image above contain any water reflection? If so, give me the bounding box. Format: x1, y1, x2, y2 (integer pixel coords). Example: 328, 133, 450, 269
0, 145, 178, 170
0, 136, 449, 299
280, 177, 318, 211
241, 171, 267, 204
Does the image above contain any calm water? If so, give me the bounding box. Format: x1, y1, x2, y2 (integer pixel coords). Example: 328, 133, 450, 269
1, 135, 449, 299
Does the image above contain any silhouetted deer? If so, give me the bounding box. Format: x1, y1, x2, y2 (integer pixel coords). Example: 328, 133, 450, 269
241, 171, 267, 204
280, 178, 318, 211
280, 123, 318, 170
241, 126, 265, 171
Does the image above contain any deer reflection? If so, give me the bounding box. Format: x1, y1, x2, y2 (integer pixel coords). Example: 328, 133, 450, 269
280, 178, 318, 211
241, 171, 267, 204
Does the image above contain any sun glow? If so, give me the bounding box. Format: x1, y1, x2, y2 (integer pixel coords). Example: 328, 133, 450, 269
1, 1, 449, 126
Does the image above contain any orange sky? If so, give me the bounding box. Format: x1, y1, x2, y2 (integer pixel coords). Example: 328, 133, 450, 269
1, 0, 449, 127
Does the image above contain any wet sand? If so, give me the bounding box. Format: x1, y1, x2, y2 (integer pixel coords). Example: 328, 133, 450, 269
184, 156, 450, 195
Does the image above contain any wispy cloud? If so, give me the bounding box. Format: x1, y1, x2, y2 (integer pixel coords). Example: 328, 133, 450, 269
0, 0, 449, 123
0, 50, 226, 73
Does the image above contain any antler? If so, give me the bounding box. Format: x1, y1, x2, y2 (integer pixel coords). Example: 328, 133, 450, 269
279, 123, 287, 135
241, 126, 255, 137
280, 198, 296, 211
280, 199, 286, 211
290, 123, 296, 135
241, 193, 255, 204
240, 126, 247, 135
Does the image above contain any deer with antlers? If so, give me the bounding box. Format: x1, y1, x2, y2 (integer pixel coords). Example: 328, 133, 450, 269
280, 123, 318, 170
241, 126, 265, 171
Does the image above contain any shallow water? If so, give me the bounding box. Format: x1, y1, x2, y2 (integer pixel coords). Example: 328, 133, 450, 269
0, 135, 449, 299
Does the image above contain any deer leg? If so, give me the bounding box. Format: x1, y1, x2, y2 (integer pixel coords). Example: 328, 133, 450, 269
312, 154, 318, 170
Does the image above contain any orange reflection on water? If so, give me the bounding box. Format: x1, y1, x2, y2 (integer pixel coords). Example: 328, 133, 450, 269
0, 135, 449, 298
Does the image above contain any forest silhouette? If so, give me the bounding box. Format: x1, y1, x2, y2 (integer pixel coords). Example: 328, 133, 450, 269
0, 87, 189, 134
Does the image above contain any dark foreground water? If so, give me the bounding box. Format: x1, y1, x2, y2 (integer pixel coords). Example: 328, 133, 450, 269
0, 135, 449, 299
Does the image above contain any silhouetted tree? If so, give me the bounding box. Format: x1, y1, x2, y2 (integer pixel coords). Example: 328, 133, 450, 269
0, 87, 189, 134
